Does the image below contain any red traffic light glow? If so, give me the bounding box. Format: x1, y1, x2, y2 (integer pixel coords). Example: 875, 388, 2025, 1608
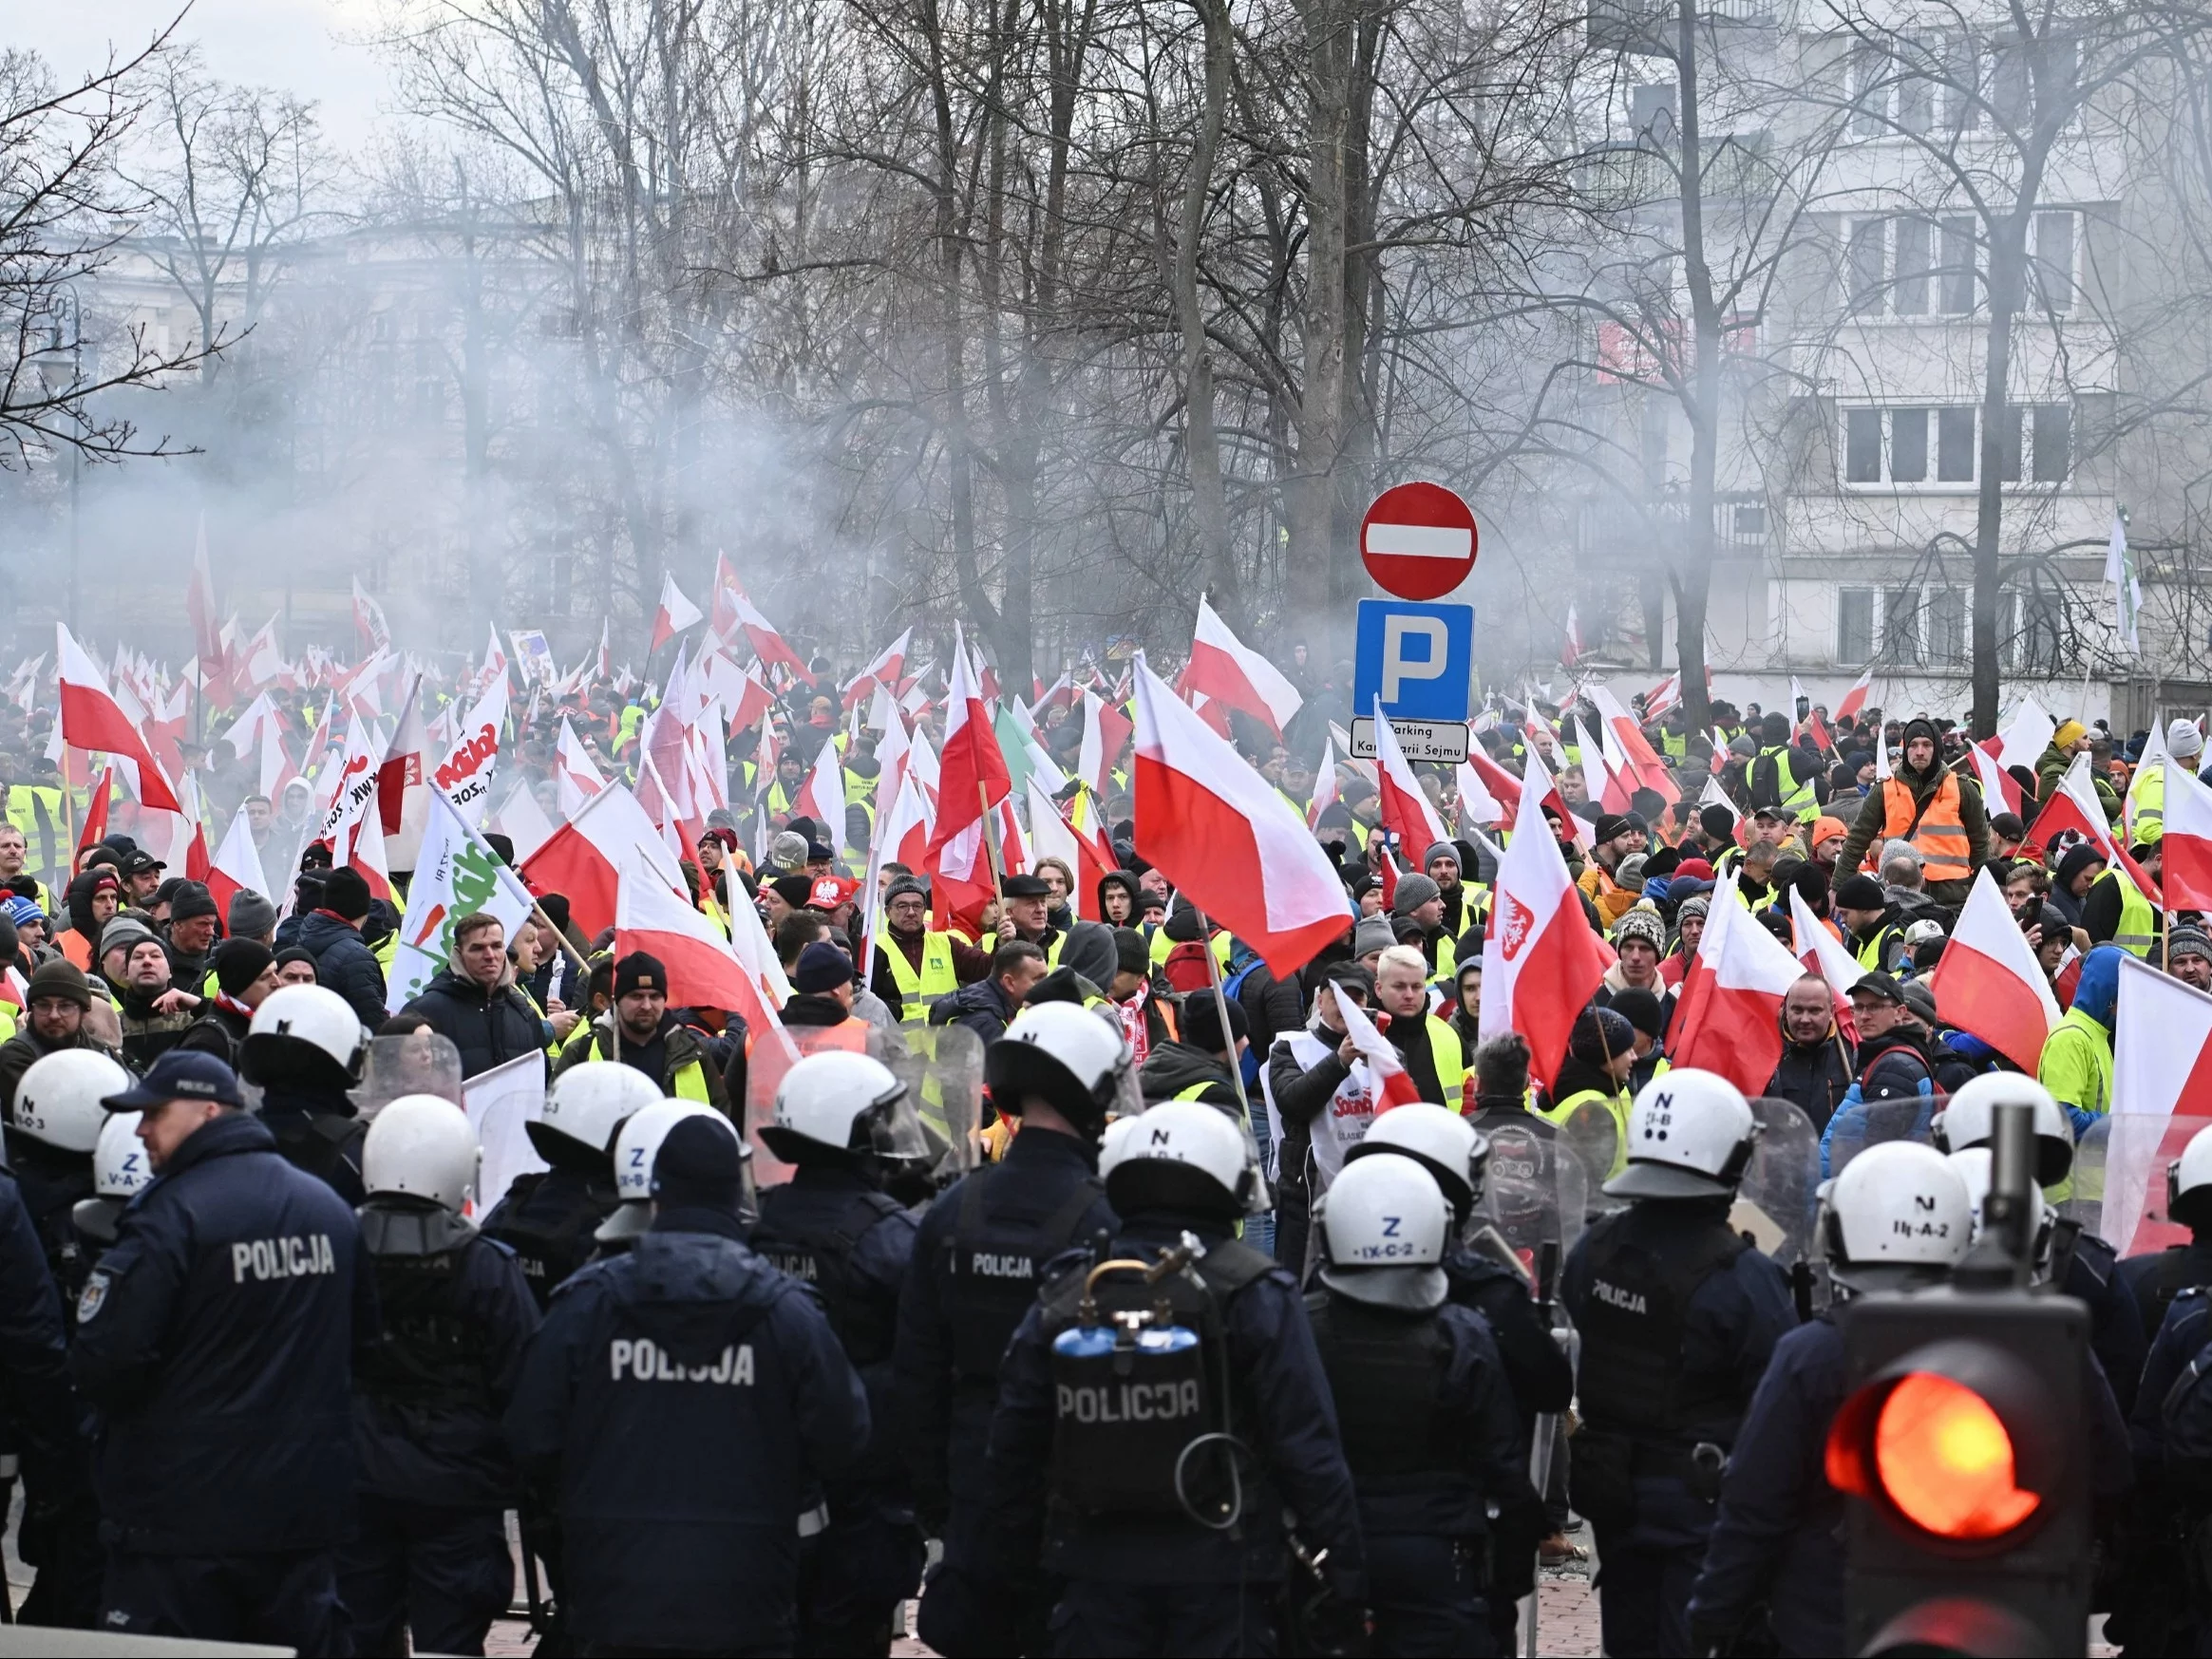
1828, 1371, 2041, 1541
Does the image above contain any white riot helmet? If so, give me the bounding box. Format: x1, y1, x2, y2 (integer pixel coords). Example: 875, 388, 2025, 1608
2170, 1124, 2212, 1232
242, 984, 369, 1091
762, 1050, 926, 1169
1946, 1147, 2058, 1272
985, 1002, 1134, 1136
14, 1049, 132, 1154
1316, 1154, 1451, 1311
1102, 1100, 1266, 1220
1932, 1073, 2075, 1186
1820, 1141, 1975, 1293
1098, 1112, 1146, 1180
70, 1112, 151, 1245
1345, 1103, 1490, 1227
362, 1095, 481, 1215
596, 1101, 747, 1242
1605, 1068, 1759, 1200
527, 1062, 662, 1171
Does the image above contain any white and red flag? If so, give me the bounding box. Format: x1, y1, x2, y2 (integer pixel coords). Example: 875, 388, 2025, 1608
1371, 701, 1450, 855
1590, 684, 1677, 801
793, 735, 847, 839
1834, 668, 1874, 726
2027, 750, 2160, 901
1077, 689, 1133, 800
1310, 739, 1343, 831
1670, 873, 1806, 1096
841, 629, 913, 709
1335, 989, 1425, 1113
2164, 762, 2212, 911
1968, 739, 2027, 821
2101, 956, 2212, 1256
720, 581, 813, 685
1453, 754, 1507, 833
1931, 866, 2062, 1073
1561, 603, 1584, 669
1478, 745, 1616, 1089
1787, 885, 1862, 1042
520, 782, 690, 940
204, 801, 268, 921
616, 857, 791, 1050
1643, 671, 1681, 725
650, 572, 703, 654
56, 624, 181, 814
1997, 696, 2059, 770
350, 575, 392, 655
1178, 597, 1302, 740
1697, 777, 1747, 846
556, 719, 608, 819
1131, 656, 1350, 974
924, 636, 1014, 926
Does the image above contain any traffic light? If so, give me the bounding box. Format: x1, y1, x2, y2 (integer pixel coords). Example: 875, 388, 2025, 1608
1825, 1287, 2090, 1656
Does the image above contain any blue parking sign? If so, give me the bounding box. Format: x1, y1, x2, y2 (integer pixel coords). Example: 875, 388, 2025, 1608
1352, 599, 1474, 722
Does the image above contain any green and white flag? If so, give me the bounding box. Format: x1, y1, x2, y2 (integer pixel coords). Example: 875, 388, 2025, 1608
2107, 510, 2141, 654
387, 791, 540, 1013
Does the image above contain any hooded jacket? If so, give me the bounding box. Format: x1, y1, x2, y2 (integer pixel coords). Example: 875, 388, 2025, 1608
2040, 944, 2120, 1135
295, 909, 388, 1032
1137, 1038, 1240, 1114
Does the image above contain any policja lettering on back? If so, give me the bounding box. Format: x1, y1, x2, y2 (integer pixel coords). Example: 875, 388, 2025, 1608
231, 1231, 336, 1282
608, 1337, 753, 1384
897, 1002, 1120, 1657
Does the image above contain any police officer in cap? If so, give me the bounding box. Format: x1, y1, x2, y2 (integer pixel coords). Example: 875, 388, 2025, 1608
751, 1050, 927, 1655
339, 1093, 540, 1656
1933, 1073, 2147, 1409
1559, 1068, 1797, 1658
70, 1048, 374, 1651
1307, 1153, 1526, 1655
983, 1099, 1365, 1656
1345, 1102, 1572, 1650
505, 1112, 870, 1656
895, 1001, 1120, 1655
1686, 1141, 1974, 1656
9, 1048, 132, 1318
482, 1060, 661, 1310
241, 982, 372, 1203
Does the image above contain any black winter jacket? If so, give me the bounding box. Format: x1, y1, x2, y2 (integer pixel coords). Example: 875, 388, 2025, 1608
295, 910, 388, 1032
404, 968, 547, 1082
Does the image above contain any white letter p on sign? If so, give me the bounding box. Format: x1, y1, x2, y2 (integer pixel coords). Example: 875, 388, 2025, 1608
1381, 616, 1449, 705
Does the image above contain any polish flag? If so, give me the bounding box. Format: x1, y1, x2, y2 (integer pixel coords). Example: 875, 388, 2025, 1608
1596, 716, 1642, 813
2102, 956, 2212, 1256
226, 690, 284, 761
350, 575, 392, 654
1561, 603, 1584, 669
377, 674, 432, 851
347, 802, 395, 905
1997, 696, 2058, 770
1454, 755, 1507, 833
2164, 763, 2212, 911
56, 623, 181, 814
1711, 726, 1730, 776
1969, 740, 2026, 821
722, 583, 813, 684
1478, 745, 1616, 1088
2028, 750, 2160, 901
1464, 745, 1566, 827
1132, 656, 1351, 974
1670, 873, 1805, 1096
260, 715, 300, 802
1025, 776, 1114, 922
860, 769, 934, 979
1571, 716, 1628, 815
1371, 702, 1450, 853
1591, 684, 1677, 801
1335, 990, 1425, 1113
1179, 597, 1302, 739
650, 572, 703, 655
615, 858, 792, 1057
841, 629, 913, 709
1077, 689, 1133, 800
1310, 739, 1343, 831
556, 719, 607, 819
1643, 671, 1681, 724
486, 781, 558, 866
243, 614, 285, 690
1787, 884, 1862, 1043
596, 618, 612, 682
1834, 668, 1874, 726
1931, 866, 2062, 1073
1698, 777, 1747, 846
520, 782, 690, 940
924, 637, 1012, 915
77, 765, 114, 855
793, 736, 847, 839
205, 801, 268, 920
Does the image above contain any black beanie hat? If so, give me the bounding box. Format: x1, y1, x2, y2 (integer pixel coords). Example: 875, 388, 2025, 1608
537, 894, 571, 933
1181, 992, 1248, 1056
1834, 874, 1887, 911
652, 1114, 747, 1215
614, 951, 668, 1001
322, 866, 373, 921
167, 881, 220, 925
215, 939, 275, 998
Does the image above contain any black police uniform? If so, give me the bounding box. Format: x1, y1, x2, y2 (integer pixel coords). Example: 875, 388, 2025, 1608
894, 1122, 1115, 1649
257, 1081, 369, 1206
0, 1142, 100, 1630
1560, 1196, 1797, 1658
2120, 1235, 2212, 1345
1306, 1286, 1526, 1655
481, 1163, 623, 1310
338, 1197, 541, 1656
2121, 1283, 2212, 1652
2058, 1219, 2147, 1416
503, 1205, 871, 1654
750, 1165, 925, 1656
68, 1110, 375, 1651
8, 1135, 97, 1321
982, 1212, 1366, 1657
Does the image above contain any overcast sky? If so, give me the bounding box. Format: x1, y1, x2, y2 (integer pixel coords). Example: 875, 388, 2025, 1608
15, 0, 390, 153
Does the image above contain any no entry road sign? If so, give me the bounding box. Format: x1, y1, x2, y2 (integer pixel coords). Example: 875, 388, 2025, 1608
1361, 481, 1478, 600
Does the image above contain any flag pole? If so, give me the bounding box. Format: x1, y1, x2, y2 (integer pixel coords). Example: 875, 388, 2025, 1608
977, 784, 1006, 910
1190, 904, 1257, 1127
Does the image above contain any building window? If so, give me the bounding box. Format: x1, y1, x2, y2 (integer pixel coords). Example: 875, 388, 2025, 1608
1886, 590, 1923, 663
1940, 217, 1978, 312
1928, 588, 1967, 665
2033, 403, 2071, 481
1893, 218, 1933, 314
1847, 218, 1887, 314
2032, 211, 2075, 313
1839, 588, 1876, 662
1630, 83, 1678, 143
1849, 47, 1888, 137
1846, 408, 1883, 481
1938, 407, 1976, 481
1890, 408, 1929, 481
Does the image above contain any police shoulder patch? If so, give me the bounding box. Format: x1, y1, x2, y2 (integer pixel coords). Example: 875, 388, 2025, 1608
77, 1269, 111, 1325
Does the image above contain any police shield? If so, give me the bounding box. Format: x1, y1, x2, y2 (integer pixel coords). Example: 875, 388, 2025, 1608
884, 1022, 982, 1185
1735, 1097, 1823, 1272
1822, 1095, 1938, 1178
2077, 1112, 2212, 1252
350, 1032, 464, 1117
1473, 1116, 1589, 1277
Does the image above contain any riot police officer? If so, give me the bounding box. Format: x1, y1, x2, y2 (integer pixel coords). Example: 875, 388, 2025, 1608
1559, 1068, 1798, 1658
71, 1048, 375, 1651
895, 1001, 1120, 1655
1686, 1141, 1973, 1656
594, 1098, 731, 1254
482, 1060, 659, 1308
2120, 1122, 2212, 1340
10, 1048, 131, 1318
982, 1100, 1365, 1656
504, 1112, 870, 1655
340, 1093, 540, 1657
1933, 1072, 2146, 1408
241, 983, 372, 1203
1345, 1103, 1572, 1649
752, 1050, 927, 1656
69, 1107, 152, 1256
1307, 1153, 1525, 1655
